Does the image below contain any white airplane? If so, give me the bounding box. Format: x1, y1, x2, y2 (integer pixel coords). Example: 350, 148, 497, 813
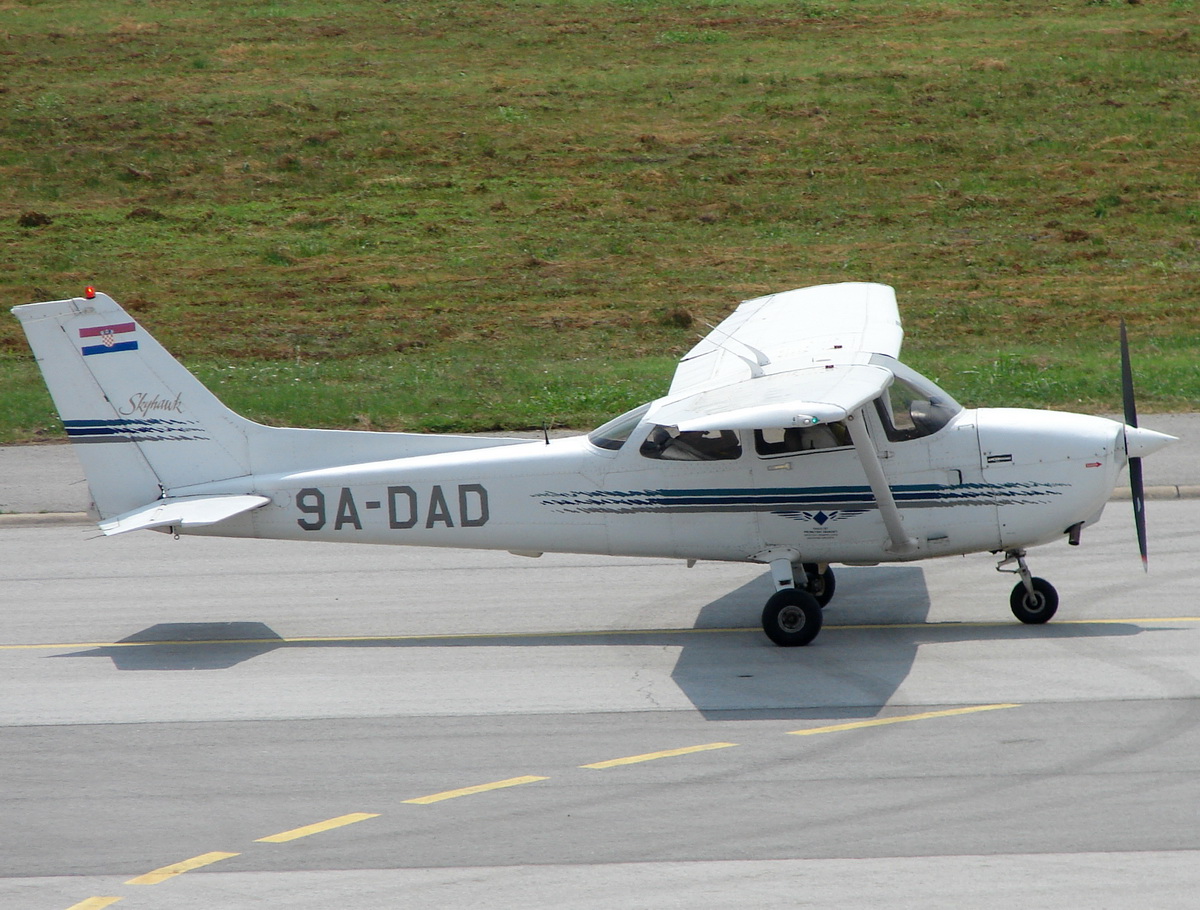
13, 282, 1176, 646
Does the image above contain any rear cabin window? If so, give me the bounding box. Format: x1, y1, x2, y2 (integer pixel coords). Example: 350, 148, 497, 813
754, 423, 850, 457
639, 426, 742, 461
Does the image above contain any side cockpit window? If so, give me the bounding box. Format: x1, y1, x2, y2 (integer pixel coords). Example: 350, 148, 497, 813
640, 425, 742, 461
754, 423, 850, 457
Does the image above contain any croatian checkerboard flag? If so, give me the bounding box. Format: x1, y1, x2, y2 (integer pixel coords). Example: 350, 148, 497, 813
79, 322, 138, 356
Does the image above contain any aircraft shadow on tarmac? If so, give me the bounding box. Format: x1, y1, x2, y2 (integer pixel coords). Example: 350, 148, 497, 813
662, 566, 1143, 721
51, 567, 1143, 720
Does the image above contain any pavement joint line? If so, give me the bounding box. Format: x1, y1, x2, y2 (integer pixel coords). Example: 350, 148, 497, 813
125, 851, 240, 885
787, 703, 1021, 737
255, 812, 379, 843
5, 617, 1199, 651
404, 775, 549, 805
582, 742, 739, 769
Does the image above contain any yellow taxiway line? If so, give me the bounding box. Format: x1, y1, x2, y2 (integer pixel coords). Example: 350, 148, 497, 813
125, 851, 239, 885
581, 742, 739, 769
788, 703, 1020, 736
62, 701, 1021, 909
256, 812, 379, 843
5, 616, 1200, 653
404, 775, 549, 805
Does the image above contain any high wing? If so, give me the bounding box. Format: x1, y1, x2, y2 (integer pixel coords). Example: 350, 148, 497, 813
652, 282, 904, 429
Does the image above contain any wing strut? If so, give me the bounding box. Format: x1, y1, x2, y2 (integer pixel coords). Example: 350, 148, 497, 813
846, 408, 917, 556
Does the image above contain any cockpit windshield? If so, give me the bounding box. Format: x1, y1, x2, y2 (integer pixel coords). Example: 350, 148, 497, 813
588, 403, 651, 451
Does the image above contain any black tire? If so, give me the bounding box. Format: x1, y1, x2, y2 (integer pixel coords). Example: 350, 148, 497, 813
801, 563, 836, 608
1010, 577, 1058, 624
762, 588, 823, 647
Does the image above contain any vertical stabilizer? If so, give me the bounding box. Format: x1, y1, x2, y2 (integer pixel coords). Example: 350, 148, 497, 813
13, 293, 253, 517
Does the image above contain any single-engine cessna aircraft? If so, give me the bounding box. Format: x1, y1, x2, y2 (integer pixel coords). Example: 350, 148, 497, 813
13, 282, 1176, 646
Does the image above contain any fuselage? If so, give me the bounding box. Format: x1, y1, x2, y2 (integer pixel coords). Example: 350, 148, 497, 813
177, 400, 1128, 568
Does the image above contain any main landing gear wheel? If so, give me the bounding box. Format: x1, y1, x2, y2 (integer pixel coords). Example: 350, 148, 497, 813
1010, 577, 1059, 624
801, 563, 836, 608
762, 589, 823, 647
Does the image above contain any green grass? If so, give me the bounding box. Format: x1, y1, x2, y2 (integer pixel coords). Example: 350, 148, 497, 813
2, 0, 1198, 442
191, 348, 677, 433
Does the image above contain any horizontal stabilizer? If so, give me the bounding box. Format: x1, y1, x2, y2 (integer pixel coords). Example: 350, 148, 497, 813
99, 494, 270, 536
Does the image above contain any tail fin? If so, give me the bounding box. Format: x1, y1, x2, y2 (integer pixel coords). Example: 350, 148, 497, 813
14, 290, 530, 523
13, 292, 254, 517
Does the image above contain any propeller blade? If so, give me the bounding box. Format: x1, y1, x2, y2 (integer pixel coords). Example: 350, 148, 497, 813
1120, 318, 1148, 571
1129, 454, 1148, 571
1120, 318, 1138, 429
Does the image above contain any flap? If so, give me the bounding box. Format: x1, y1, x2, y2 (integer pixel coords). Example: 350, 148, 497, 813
651, 363, 893, 432
99, 494, 270, 536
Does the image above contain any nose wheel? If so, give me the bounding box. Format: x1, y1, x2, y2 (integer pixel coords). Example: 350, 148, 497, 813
998, 550, 1059, 624
1010, 577, 1059, 623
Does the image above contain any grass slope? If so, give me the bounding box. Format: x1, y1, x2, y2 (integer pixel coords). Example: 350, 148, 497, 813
2, 0, 1198, 441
